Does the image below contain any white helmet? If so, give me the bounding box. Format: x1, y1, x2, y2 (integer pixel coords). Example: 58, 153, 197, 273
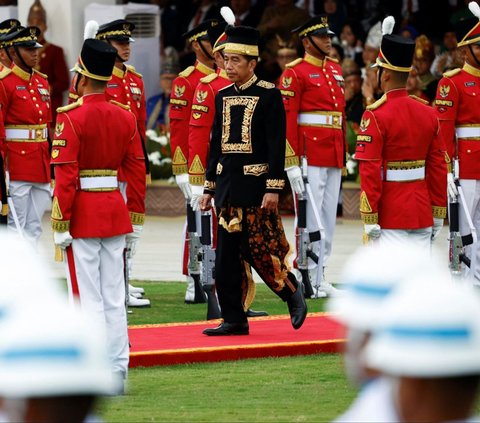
366, 277, 480, 377
0, 301, 116, 397
328, 243, 444, 331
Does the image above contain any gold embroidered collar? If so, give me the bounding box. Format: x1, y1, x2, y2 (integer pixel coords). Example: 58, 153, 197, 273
112, 65, 125, 78
196, 61, 215, 76
235, 74, 257, 92
304, 53, 325, 67
12, 65, 31, 81
463, 62, 480, 78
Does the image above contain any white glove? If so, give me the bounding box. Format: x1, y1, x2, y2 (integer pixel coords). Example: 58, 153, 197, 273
54, 231, 73, 249
190, 185, 204, 212
175, 173, 192, 200
286, 166, 305, 195
364, 224, 381, 240
431, 218, 444, 241
447, 173, 458, 201
126, 224, 143, 259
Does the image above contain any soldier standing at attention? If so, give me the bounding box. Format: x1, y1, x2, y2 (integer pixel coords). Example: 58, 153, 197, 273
355, 17, 447, 248
0, 26, 51, 244
436, 2, 480, 281
0, 19, 19, 70
200, 25, 307, 336
51, 38, 146, 391
280, 15, 346, 298
169, 20, 217, 303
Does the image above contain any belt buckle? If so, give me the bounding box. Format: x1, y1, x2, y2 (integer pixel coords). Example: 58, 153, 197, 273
35, 129, 43, 140
332, 116, 340, 126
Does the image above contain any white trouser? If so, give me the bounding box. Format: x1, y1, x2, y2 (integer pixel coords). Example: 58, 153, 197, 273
66, 236, 129, 375
457, 179, 480, 281
183, 210, 203, 301
302, 166, 342, 269
7, 181, 50, 245
377, 227, 433, 250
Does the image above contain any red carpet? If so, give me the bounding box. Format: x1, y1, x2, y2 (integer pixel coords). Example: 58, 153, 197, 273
128, 312, 345, 367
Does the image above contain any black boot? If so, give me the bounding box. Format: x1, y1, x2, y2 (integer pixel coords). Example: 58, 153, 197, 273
286, 273, 307, 330
246, 309, 269, 317
203, 322, 249, 336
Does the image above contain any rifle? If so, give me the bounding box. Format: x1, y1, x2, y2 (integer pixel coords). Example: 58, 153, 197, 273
186, 203, 207, 303
296, 155, 325, 299
200, 211, 221, 319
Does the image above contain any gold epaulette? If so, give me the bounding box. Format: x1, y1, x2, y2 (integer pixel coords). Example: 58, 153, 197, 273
326, 56, 339, 63
126, 64, 143, 78
57, 97, 83, 113
443, 68, 461, 78
179, 66, 195, 78
200, 73, 218, 84
33, 68, 48, 79
69, 92, 79, 101
366, 94, 387, 111
109, 100, 130, 111
0, 67, 11, 79
257, 80, 275, 89
409, 94, 429, 105
285, 58, 303, 68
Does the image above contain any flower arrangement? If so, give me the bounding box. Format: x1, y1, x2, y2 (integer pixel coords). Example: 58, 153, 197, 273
145, 128, 174, 181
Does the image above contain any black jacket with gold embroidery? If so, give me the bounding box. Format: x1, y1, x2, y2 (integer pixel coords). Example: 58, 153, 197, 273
204, 75, 286, 207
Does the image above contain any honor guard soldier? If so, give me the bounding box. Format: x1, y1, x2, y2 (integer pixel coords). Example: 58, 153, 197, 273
435, 2, 480, 281
169, 19, 216, 303
189, 8, 267, 317
356, 17, 447, 248
50, 38, 146, 388
0, 26, 52, 244
280, 15, 346, 298
0, 19, 19, 70
200, 25, 307, 336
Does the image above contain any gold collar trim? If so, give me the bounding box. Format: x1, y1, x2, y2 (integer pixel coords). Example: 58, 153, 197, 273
304, 53, 325, 67
12, 65, 31, 81
112, 66, 125, 78
236, 74, 257, 91
463, 62, 480, 78
196, 61, 215, 76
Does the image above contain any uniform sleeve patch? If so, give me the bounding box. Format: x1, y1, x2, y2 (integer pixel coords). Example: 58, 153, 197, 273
359, 192, 372, 213
52, 139, 67, 147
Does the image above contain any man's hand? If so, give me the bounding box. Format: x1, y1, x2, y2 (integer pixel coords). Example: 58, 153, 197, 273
261, 193, 279, 210
286, 166, 305, 195
54, 231, 73, 249
364, 224, 381, 240
200, 193, 213, 211
175, 173, 192, 200
126, 224, 143, 259
190, 185, 204, 212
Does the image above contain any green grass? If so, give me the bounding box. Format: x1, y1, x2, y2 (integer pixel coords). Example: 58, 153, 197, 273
97, 282, 353, 422
127, 281, 328, 325
99, 354, 356, 422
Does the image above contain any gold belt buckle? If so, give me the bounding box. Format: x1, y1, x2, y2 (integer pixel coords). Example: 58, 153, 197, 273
332, 116, 340, 126
35, 128, 43, 140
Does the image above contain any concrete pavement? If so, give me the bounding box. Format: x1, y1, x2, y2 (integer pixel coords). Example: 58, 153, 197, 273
38, 215, 449, 283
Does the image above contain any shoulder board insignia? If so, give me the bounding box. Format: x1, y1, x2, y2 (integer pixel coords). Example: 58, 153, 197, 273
326, 56, 339, 64
366, 94, 387, 111
443, 68, 461, 78
179, 66, 195, 78
126, 64, 143, 78
409, 94, 429, 105
200, 73, 218, 84
257, 80, 275, 89
33, 68, 48, 79
109, 100, 130, 110
286, 58, 303, 68
57, 97, 83, 113
68, 92, 79, 101
0, 67, 11, 79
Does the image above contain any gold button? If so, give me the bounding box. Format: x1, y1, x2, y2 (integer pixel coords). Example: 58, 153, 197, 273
123, 80, 126, 83
335, 103, 338, 107
326, 75, 330, 78
32, 97, 37, 101
125, 86, 128, 90
30, 90, 34, 94
317, 83, 320, 86
39, 118, 43, 122
328, 81, 332, 85
313, 137, 317, 141
331, 88, 334, 92
35, 104, 39, 108
127, 93, 130, 97
127, 101, 131, 105
39, 110, 43, 115
467, 149, 471, 153
21, 150, 25, 154
332, 96, 336, 100
23, 96, 26, 99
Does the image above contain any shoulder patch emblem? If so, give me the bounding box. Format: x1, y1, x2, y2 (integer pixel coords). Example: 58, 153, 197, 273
55, 122, 64, 137
439, 85, 450, 98
359, 192, 372, 213
196, 90, 208, 103
281, 76, 292, 88
51, 149, 60, 159
359, 117, 370, 132
51, 197, 63, 220
257, 80, 275, 89
192, 112, 201, 120
174, 85, 186, 98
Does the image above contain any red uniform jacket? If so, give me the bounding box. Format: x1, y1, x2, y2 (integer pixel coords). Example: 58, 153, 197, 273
36, 41, 69, 124
280, 54, 346, 168
50, 93, 146, 239
0, 65, 52, 183
355, 89, 447, 229
434, 63, 480, 180
188, 68, 230, 186
169, 60, 215, 175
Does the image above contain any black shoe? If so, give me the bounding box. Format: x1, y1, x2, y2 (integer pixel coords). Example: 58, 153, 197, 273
203, 322, 249, 336
287, 281, 307, 330
246, 309, 269, 317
